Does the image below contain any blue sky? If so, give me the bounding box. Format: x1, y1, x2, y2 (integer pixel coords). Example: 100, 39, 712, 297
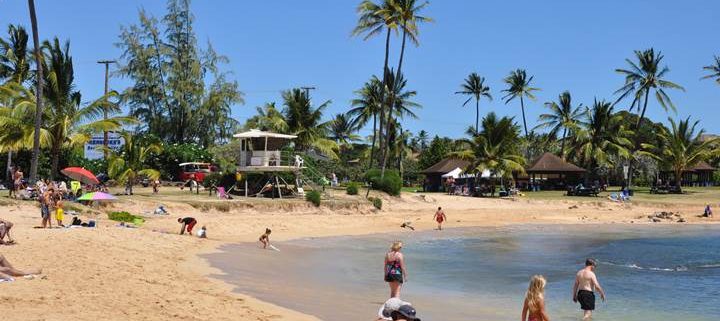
1, 0, 719, 139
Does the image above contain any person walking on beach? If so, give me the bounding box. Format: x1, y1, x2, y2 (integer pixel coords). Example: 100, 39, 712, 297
178, 217, 197, 235
11, 166, 23, 199
433, 207, 446, 230
522, 275, 550, 321
384, 241, 407, 298
259, 228, 271, 249
572, 258, 606, 320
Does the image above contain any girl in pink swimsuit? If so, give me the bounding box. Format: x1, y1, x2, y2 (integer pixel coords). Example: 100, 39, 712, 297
522, 275, 550, 321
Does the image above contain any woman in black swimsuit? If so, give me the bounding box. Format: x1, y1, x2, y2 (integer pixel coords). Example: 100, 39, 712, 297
384, 241, 407, 298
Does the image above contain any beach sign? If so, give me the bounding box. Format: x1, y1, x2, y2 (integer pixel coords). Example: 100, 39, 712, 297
84, 132, 125, 160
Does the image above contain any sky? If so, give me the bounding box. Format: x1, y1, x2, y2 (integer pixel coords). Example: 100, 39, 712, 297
1, 0, 719, 139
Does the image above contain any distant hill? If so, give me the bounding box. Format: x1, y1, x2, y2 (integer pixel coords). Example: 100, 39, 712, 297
700, 134, 719, 142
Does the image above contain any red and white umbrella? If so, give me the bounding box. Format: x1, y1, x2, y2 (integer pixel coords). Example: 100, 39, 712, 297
60, 167, 100, 185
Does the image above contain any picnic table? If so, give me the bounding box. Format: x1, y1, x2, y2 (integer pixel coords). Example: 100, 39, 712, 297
566, 186, 599, 197
650, 185, 682, 194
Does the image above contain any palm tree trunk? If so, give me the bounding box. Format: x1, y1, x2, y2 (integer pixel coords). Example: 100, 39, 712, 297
6, 151, 12, 181
560, 128, 567, 159
28, 0, 43, 183
475, 97, 480, 135
367, 113, 377, 170
520, 95, 529, 137
627, 91, 651, 188
381, 26, 408, 177
377, 29, 391, 169
50, 143, 60, 180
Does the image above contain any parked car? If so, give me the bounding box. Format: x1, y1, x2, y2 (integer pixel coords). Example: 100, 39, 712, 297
178, 162, 217, 183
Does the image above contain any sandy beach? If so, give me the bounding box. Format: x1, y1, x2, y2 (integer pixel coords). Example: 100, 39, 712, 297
0, 188, 718, 321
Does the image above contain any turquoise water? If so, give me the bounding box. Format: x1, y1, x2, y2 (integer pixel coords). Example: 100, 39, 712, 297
207, 225, 720, 321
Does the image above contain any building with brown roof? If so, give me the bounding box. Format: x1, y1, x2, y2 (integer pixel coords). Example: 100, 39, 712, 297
659, 161, 716, 187
524, 152, 587, 190
421, 158, 471, 192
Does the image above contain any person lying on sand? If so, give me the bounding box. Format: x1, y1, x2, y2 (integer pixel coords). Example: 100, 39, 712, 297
178, 217, 197, 235
400, 222, 415, 231
377, 298, 419, 321
259, 228, 271, 249
0, 219, 14, 244
0, 254, 41, 281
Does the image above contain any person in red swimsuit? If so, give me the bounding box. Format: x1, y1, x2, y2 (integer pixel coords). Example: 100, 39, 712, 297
178, 217, 197, 235
433, 207, 446, 230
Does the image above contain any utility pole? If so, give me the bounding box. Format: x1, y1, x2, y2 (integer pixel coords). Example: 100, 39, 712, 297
300, 86, 316, 99
97, 60, 116, 158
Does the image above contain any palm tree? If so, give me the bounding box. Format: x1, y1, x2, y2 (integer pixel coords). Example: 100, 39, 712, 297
0, 24, 31, 179
502, 69, 539, 137
348, 76, 383, 168
353, 0, 399, 163
27, 0, 43, 183
701, 55, 720, 85
535, 91, 585, 159
0, 83, 51, 154
0, 25, 31, 85
382, 71, 420, 170
390, 0, 431, 80
615, 48, 684, 129
42, 38, 135, 178
330, 113, 361, 146
570, 99, 632, 177
416, 130, 429, 150
107, 131, 161, 195
452, 112, 526, 195
244, 102, 288, 132
455, 72, 492, 134
281, 88, 338, 158
641, 118, 719, 188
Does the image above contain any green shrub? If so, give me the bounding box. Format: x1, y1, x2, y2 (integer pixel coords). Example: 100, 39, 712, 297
306, 190, 321, 207
108, 211, 144, 223
346, 182, 360, 195
365, 169, 402, 196
369, 197, 382, 210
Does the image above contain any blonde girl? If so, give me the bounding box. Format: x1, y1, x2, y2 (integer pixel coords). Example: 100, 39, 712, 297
522, 275, 550, 321
55, 199, 65, 227
384, 241, 407, 298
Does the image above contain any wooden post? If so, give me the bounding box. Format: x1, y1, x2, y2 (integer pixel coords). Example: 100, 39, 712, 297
275, 175, 282, 199
245, 179, 248, 197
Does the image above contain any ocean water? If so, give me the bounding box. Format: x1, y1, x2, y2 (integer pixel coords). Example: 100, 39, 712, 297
206, 225, 720, 321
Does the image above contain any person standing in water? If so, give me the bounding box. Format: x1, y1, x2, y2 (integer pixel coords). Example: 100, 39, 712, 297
522, 275, 550, 321
384, 241, 407, 298
259, 228, 271, 249
433, 207, 446, 230
572, 258, 606, 320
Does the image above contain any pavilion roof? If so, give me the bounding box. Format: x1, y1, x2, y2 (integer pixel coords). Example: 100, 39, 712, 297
526, 152, 586, 173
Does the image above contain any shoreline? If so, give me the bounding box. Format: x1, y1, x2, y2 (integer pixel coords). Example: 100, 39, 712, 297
1, 190, 718, 320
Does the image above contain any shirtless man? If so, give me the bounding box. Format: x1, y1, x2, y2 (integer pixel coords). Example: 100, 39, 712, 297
0, 218, 14, 244
433, 207, 446, 230
572, 258, 606, 320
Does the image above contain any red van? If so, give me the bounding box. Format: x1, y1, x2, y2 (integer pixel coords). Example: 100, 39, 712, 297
178, 162, 216, 182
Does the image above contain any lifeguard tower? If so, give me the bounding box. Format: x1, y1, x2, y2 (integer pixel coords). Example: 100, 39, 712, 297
233, 129, 323, 198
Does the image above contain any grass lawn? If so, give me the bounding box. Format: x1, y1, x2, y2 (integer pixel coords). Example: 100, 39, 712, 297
523, 186, 720, 207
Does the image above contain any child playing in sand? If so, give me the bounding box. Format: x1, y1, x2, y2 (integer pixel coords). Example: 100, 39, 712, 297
433, 207, 446, 230
522, 275, 550, 321
704, 204, 713, 217
197, 226, 207, 238
55, 199, 65, 227
259, 228, 271, 249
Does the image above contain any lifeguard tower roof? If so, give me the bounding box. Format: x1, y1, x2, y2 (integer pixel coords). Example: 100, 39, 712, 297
233, 129, 297, 139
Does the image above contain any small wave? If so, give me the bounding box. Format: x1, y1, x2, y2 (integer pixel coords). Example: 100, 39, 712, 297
600, 260, 689, 272
697, 264, 720, 269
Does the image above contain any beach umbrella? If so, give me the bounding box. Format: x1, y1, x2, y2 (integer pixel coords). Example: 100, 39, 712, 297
61, 167, 100, 185
77, 192, 117, 201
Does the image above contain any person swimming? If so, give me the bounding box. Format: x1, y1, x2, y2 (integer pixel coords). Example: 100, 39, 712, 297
384, 241, 407, 298
522, 275, 550, 321
259, 228, 271, 249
